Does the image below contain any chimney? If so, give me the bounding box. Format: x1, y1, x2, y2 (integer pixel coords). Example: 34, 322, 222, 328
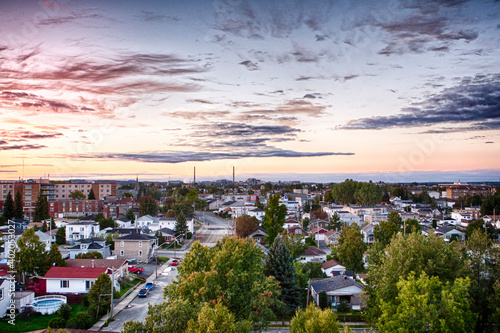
92, 260, 95, 268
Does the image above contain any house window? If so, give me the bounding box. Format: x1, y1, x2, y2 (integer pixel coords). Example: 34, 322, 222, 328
60, 280, 69, 288
120, 241, 124, 247
0, 288, 3, 300
139, 241, 142, 247
138, 250, 142, 257
85, 281, 94, 290
120, 250, 124, 256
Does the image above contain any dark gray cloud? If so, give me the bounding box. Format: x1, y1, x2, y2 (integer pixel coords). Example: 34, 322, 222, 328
239, 60, 259, 71
75, 148, 353, 164
0, 144, 47, 151
191, 122, 300, 138
342, 74, 500, 131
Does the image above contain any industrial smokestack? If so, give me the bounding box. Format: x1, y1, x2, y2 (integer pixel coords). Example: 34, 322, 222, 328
194, 166, 196, 185
233, 166, 235, 194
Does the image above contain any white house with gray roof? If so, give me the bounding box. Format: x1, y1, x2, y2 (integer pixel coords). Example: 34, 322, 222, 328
310, 275, 365, 310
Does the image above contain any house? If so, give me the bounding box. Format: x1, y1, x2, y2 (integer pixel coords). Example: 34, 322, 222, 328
66, 258, 128, 281
300, 246, 327, 263
324, 229, 340, 246
0, 278, 13, 318
115, 218, 132, 228
43, 267, 111, 294
0, 227, 23, 261
247, 207, 265, 221
248, 226, 268, 244
283, 219, 301, 229
65, 221, 100, 244
7, 218, 29, 230
322, 259, 346, 277
35, 231, 52, 252
136, 215, 157, 228
310, 276, 365, 310
309, 219, 330, 230
68, 238, 111, 259
114, 233, 158, 263
336, 211, 361, 226
360, 223, 375, 244
285, 225, 308, 236
310, 227, 328, 242
46, 228, 59, 243
157, 227, 176, 243
434, 226, 465, 242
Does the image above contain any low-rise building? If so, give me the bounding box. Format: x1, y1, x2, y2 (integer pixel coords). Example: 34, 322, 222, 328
114, 233, 158, 263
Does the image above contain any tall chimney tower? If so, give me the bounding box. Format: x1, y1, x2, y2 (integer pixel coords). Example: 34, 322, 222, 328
194, 166, 196, 186
233, 166, 235, 194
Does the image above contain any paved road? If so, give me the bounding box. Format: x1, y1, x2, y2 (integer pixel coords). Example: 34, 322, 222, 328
101, 264, 178, 331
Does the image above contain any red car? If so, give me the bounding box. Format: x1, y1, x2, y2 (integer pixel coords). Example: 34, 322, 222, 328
171, 259, 179, 266
128, 265, 144, 274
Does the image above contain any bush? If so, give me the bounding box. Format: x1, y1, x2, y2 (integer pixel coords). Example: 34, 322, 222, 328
66, 311, 93, 329
337, 300, 349, 313
319, 291, 328, 309
48, 317, 66, 328
82, 294, 90, 306
186, 232, 193, 239
56, 303, 72, 321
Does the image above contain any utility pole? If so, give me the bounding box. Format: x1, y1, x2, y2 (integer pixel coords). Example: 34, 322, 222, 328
110, 266, 114, 318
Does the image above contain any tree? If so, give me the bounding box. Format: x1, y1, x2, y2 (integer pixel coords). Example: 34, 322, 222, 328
235, 215, 259, 238
87, 188, 96, 200
87, 273, 112, 316
50, 216, 56, 230
365, 232, 466, 323
186, 302, 251, 333
354, 181, 383, 206
465, 229, 500, 331
46, 243, 66, 268
123, 299, 199, 333
56, 226, 66, 245
139, 195, 158, 216
125, 208, 136, 221
165, 209, 176, 218
106, 232, 120, 251
290, 304, 340, 333
387, 211, 403, 230
262, 193, 287, 244
75, 251, 103, 259
378, 272, 476, 333
174, 211, 188, 237
373, 220, 399, 247
165, 237, 281, 331
2, 192, 14, 220
336, 224, 366, 272
33, 192, 49, 222
69, 190, 86, 200
122, 192, 134, 198
14, 191, 24, 219
41, 221, 48, 232
281, 231, 308, 260
404, 218, 421, 235
15, 228, 47, 278
265, 236, 302, 314
329, 213, 342, 231
489, 280, 500, 331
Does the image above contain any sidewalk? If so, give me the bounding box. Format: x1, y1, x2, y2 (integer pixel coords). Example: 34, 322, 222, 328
90, 259, 172, 331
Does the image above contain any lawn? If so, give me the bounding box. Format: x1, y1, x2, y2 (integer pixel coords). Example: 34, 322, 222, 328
0, 304, 87, 333
162, 242, 183, 249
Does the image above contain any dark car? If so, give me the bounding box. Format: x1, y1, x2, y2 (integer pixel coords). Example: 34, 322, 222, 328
145, 282, 155, 291
138, 288, 149, 297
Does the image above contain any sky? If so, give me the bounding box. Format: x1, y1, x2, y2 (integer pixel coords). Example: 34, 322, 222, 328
0, 0, 499, 183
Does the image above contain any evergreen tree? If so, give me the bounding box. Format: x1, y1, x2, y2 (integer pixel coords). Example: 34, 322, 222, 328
262, 193, 287, 244
33, 193, 49, 222
125, 208, 135, 221
265, 236, 302, 313
87, 188, 96, 200
175, 211, 188, 236
2, 192, 14, 220
56, 226, 66, 245
41, 221, 48, 232
50, 216, 56, 230
14, 191, 24, 219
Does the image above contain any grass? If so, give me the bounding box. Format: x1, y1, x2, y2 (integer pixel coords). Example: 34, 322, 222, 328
158, 256, 169, 262
162, 242, 183, 249
0, 304, 87, 333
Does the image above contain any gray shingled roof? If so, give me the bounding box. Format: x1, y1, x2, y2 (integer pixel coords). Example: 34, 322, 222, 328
116, 233, 156, 241
311, 276, 364, 293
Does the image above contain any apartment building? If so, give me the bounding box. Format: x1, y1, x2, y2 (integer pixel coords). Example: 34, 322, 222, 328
441, 182, 494, 199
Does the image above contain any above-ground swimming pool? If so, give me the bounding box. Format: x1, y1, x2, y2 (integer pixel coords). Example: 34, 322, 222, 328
30, 295, 67, 315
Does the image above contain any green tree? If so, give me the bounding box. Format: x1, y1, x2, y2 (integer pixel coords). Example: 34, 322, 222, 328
50, 216, 56, 230
122, 192, 134, 198
235, 215, 259, 238
56, 226, 66, 245
336, 224, 366, 272
87, 188, 96, 200
69, 190, 86, 200
465, 229, 500, 332
262, 193, 287, 244
378, 272, 476, 333
33, 192, 49, 222
365, 233, 466, 323
373, 220, 399, 247
125, 208, 136, 221
40, 243, 66, 274
329, 213, 342, 231
87, 273, 112, 316
404, 218, 421, 234
489, 280, 500, 331
2, 192, 15, 220
105, 232, 119, 251
387, 211, 403, 229
75, 251, 103, 259
282, 231, 308, 260
123, 299, 199, 333
354, 181, 383, 206
186, 189, 199, 203
139, 195, 158, 216
41, 221, 48, 232
186, 302, 251, 333
265, 236, 302, 314
165, 237, 281, 331
14, 190, 24, 219
290, 304, 340, 333
15, 228, 47, 278
174, 211, 188, 236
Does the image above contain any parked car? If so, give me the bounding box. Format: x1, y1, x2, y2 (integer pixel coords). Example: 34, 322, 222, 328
145, 282, 155, 291
171, 259, 179, 266
128, 265, 144, 274
138, 288, 149, 297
